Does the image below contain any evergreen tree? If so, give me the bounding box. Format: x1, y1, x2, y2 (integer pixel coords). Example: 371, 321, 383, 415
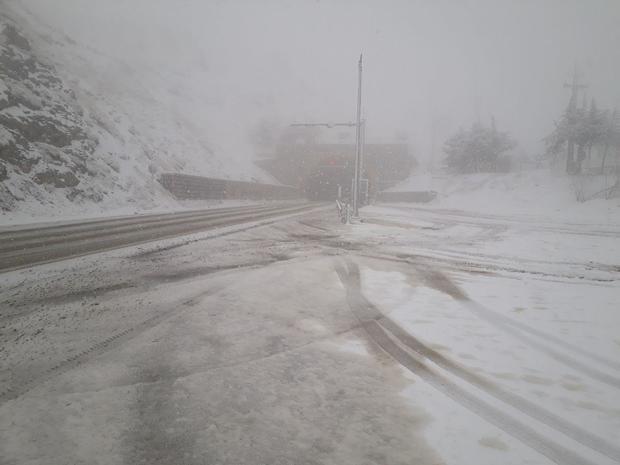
545, 97, 616, 174
444, 122, 516, 173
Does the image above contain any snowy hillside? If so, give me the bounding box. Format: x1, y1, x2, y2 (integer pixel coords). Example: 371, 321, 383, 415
0, 3, 271, 222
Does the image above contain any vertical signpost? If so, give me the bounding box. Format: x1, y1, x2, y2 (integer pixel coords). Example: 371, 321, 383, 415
291, 55, 365, 221
353, 54, 363, 217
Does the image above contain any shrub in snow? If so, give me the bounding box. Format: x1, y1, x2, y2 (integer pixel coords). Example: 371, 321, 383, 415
443, 122, 516, 174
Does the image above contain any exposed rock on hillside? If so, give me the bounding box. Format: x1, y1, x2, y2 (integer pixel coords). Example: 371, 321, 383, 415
0, 19, 101, 211
0, 5, 271, 220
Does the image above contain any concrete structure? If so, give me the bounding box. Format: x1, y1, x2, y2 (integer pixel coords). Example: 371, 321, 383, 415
159, 174, 300, 201
257, 139, 414, 201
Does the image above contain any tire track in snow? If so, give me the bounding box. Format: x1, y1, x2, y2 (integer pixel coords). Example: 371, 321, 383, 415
362, 253, 620, 375
336, 259, 620, 465
462, 301, 620, 388
0, 287, 220, 404
395, 251, 616, 283
410, 262, 620, 389
466, 301, 620, 374
1, 253, 340, 404
385, 206, 620, 238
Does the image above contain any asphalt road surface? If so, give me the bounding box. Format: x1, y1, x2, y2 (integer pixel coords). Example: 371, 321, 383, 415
0, 203, 316, 272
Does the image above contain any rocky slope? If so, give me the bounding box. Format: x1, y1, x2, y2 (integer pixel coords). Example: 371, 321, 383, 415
0, 19, 103, 211
0, 4, 269, 221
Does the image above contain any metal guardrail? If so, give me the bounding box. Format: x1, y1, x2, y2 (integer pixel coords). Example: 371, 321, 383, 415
376, 190, 437, 203
159, 173, 301, 200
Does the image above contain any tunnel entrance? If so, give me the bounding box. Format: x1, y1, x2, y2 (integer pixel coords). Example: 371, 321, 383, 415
304, 160, 354, 201
254, 126, 415, 201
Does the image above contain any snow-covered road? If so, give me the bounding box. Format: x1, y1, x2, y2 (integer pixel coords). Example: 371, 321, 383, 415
1, 204, 619, 464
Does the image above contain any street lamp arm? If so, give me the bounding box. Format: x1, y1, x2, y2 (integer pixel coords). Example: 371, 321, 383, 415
290, 122, 357, 128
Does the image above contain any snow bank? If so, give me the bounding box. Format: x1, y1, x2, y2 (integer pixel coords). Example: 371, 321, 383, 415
391, 170, 620, 224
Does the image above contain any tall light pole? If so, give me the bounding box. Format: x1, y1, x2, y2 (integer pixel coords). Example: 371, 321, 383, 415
563, 66, 587, 174
353, 54, 363, 217
291, 55, 365, 217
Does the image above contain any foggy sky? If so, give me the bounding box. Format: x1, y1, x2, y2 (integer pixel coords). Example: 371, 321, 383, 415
14, 0, 620, 166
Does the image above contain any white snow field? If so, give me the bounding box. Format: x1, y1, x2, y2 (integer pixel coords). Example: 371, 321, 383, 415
344, 171, 620, 464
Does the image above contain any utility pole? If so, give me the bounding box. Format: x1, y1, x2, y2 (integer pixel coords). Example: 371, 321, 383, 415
291, 55, 366, 217
564, 66, 587, 174
359, 118, 366, 190
353, 54, 363, 217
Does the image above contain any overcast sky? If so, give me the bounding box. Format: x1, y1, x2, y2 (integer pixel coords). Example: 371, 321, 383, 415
16, 0, 620, 164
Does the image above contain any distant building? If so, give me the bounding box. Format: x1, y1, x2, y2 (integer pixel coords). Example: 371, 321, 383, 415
256, 126, 415, 200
